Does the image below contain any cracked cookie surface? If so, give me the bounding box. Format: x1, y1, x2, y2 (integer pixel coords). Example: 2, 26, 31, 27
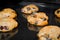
21, 4, 39, 14
37, 25, 60, 40
0, 8, 17, 19
27, 12, 48, 26
0, 18, 18, 32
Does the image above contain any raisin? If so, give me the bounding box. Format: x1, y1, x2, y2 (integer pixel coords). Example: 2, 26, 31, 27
32, 8, 35, 9
4, 26, 8, 30
32, 14, 37, 18
35, 21, 38, 25
57, 10, 60, 14
57, 35, 60, 39
8, 16, 9, 17
27, 7, 31, 11
41, 18, 46, 21
0, 26, 4, 30
12, 11, 15, 13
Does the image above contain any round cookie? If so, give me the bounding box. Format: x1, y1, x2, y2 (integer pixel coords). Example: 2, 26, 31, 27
21, 4, 39, 14
27, 12, 48, 26
55, 8, 60, 18
0, 8, 17, 19
0, 18, 18, 32
37, 25, 60, 40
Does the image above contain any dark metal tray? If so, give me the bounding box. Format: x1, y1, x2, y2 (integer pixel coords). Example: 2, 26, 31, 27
0, 3, 37, 40
18, 1, 60, 40
19, 1, 60, 29
0, 2, 60, 40
19, 2, 60, 25
23, 0, 60, 4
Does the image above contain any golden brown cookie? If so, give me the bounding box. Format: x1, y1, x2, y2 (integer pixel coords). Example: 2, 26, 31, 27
21, 4, 39, 14
37, 25, 60, 40
55, 8, 60, 18
0, 8, 17, 19
27, 12, 48, 26
0, 18, 18, 32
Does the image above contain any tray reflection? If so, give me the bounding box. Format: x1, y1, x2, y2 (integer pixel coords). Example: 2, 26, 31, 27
55, 17, 60, 24
0, 28, 18, 40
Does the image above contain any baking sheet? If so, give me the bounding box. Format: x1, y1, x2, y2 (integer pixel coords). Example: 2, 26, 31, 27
0, 3, 37, 40
0, 1, 60, 40
19, 1, 60, 26
18, 2, 60, 32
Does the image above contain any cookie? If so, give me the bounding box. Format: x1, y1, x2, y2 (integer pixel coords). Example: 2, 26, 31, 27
27, 12, 48, 26
37, 25, 60, 40
0, 18, 18, 32
55, 8, 60, 18
0, 8, 17, 19
21, 4, 39, 14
